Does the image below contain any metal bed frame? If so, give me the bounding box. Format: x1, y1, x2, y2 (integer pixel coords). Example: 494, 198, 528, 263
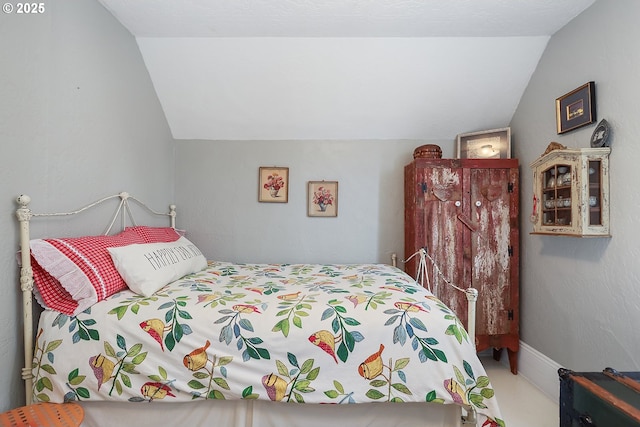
16, 192, 175, 406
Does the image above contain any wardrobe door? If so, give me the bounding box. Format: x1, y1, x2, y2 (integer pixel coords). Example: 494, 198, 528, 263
465, 166, 518, 339
464, 161, 519, 374
404, 160, 467, 325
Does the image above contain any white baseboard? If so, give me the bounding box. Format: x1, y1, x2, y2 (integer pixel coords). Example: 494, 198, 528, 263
499, 341, 564, 403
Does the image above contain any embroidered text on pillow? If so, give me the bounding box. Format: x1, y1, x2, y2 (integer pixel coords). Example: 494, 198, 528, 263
144, 243, 203, 270
108, 237, 207, 297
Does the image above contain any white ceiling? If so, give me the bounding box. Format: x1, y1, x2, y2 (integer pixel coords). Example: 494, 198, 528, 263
98, 0, 596, 141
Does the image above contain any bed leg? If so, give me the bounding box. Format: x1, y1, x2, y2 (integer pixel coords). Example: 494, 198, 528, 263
461, 406, 477, 425
465, 288, 478, 348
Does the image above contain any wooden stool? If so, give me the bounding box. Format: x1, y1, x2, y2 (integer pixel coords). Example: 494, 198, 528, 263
0, 402, 83, 427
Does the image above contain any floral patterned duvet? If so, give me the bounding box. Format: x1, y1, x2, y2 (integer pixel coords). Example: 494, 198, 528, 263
33, 261, 504, 426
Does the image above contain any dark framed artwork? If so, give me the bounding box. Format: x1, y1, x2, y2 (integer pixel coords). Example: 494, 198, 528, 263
556, 82, 596, 134
456, 127, 511, 159
258, 167, 289, 203
307, 181, 338, 217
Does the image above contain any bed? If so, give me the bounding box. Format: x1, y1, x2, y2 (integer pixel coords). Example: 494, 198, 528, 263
15, 192, 505, 427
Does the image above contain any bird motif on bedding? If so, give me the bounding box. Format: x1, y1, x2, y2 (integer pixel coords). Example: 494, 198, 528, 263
277, 291, 302, 301
196, 292, 222, 304
357, 344, 385, 380
394, 301, 429, 313
261, 373, 288, 401
346, 294, 368, 308
380, 285, 404, 292
183, 340, 211, 371
308, 330, 339, 363
140, 381, 176, 401
232, 304, 261, 314
444, 377, 470, 405
89, 354, 115, 391
140, 318, 168, 351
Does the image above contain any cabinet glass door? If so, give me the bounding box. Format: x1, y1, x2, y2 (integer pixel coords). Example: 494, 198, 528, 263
542, 164, 572, 227
589, 160, 602, 226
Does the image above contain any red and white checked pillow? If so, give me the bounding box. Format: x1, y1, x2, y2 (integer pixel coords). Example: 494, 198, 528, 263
126, 226, 182, 243
30, 227, 181, 315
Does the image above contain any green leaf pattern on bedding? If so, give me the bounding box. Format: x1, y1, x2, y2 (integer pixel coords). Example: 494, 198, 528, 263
51, 309, 100, 343
32, 261, 505, 426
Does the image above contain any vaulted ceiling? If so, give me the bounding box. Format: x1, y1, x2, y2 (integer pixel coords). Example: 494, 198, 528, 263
98, 0, 595, 140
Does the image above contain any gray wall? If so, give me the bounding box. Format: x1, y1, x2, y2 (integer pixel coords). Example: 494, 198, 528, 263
175, 140, 454, 264
0, 0, 175, 411
512, 0, 640, 371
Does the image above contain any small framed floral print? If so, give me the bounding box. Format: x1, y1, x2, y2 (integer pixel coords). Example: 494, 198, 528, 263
308, 181, 338, 217
259, 167, 289, 203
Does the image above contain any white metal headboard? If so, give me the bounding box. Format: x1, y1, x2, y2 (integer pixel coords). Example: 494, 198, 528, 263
15, 192, 176, 406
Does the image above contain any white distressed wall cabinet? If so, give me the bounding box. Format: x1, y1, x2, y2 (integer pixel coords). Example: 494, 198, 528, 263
530, 147, 610, 237
405, 158, 520, 374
